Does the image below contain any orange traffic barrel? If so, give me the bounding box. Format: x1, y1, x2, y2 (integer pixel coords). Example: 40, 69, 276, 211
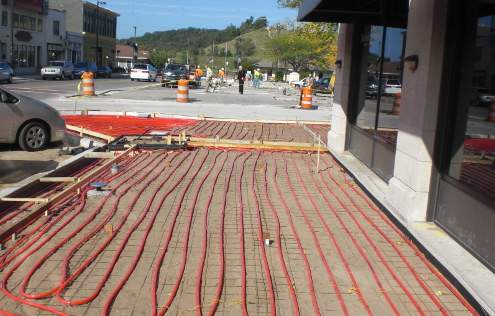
392, 92, 401, 115
301, 86, 313, 109
81, 71, 95, 96
488, 99, 495, 122
177, 79, 189, 103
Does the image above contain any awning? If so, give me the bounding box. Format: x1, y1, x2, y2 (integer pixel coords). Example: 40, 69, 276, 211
298, 0, 409, 28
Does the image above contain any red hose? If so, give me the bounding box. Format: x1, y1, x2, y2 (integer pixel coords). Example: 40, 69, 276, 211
53, 152, 175, 305
280, 156, 347, 316
269, 157, 321, 315
159, 151, 226, 315
151, 149, 209, 316
101, 150, 195, 314
338, 161, 479, 315
248, 152, 276, 316
307, 157, 424, 315
14, 152, 163, 301
261, 159, 300, 315
206, 152, 244, 316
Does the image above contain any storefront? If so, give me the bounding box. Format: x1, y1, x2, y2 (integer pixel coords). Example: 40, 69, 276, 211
299, 0, 495, 276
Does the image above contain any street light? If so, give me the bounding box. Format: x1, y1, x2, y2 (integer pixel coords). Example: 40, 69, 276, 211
96, 0, 107, 66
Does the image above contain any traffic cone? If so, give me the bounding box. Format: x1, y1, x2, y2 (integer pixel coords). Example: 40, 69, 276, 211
391, 93, 401, 115
488, 99, 495, 122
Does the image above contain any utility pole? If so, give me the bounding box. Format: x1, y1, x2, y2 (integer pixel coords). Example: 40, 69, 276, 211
95, 1, 106, 66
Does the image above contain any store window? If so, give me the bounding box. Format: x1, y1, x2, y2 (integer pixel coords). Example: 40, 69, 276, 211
446, 11, 495, 202
13, 45, 35, 68
354, 25, 406, 147
13, 14, 36, 31
47, 43, 63, 61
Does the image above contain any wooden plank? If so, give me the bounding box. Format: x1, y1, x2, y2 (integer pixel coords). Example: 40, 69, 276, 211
84, 152, 116, 159
187, 140, 328, 152
65, 124, 115, 143
39, 177, 79, 183
0, 146, 136, 242
0, 197, 50, 203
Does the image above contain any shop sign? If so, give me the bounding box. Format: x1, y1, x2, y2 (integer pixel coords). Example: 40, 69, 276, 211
15, 31, 32, 42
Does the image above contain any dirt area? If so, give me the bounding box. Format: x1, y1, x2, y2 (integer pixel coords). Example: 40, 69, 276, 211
0, 145, 71, 190
0, 148, 476, 315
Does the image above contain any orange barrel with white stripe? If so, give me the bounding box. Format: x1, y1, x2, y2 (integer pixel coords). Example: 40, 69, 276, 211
301, 86, 313, 109
392, 92, 401, 115
81, 71, 95, 96
177, 79, 189, 103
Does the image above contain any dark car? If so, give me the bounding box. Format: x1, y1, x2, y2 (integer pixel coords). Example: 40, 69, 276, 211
313, 77, 331, 93
161, 64, 188, 87
96, 66, 112, 78
366, 76, 379, 99
73, 62, 98, 78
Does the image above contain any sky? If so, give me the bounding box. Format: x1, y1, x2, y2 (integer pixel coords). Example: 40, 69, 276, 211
102, 0, 298, 39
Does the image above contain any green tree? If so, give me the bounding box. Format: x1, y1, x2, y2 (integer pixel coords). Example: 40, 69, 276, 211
149, 49, 168, 68
267, 32, 323, 72
234, 37, 256, 58
277, 0, 303, 8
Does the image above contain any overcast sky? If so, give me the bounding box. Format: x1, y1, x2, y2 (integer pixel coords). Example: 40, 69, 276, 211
102, 0, 298, 39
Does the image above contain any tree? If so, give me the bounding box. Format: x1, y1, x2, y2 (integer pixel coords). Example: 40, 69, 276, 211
149, 49, 168, 68
277, 0, 303, 8
267, 33, 323, 72
297, 23, 338, 70
234, 37, 256, 58
253, 17, 268, 29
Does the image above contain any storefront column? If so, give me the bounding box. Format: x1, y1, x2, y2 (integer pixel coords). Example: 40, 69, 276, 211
328, 23, 355, 152
387, 0, 448, 222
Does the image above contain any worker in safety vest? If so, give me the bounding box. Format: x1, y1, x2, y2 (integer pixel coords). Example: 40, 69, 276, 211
195, 66, 204, 80
218, 68, 225, 82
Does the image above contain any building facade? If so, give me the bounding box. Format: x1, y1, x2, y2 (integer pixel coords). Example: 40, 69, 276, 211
115, 43, 149, 70
299, 0, 495, 312
49, 0, 118, 66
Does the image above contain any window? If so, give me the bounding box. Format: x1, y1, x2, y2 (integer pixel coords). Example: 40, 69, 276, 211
445, 7, 495, 202
1, 11, 7, 27
354, 25, 406, 147
13, 44, 35, 68
53, 20, 59, 36
47, 43, 63, 61
37, 18, 42, 32
13, 14, 36, 31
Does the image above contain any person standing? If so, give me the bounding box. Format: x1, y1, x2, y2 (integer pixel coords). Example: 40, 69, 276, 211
205, 66, 214, 92
237, 66, 246, 95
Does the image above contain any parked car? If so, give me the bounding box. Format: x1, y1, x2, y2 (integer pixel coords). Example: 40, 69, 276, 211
366, 76, 379, 99
96, 65, 112, 78
382, 79, 402, 95
161, 64, 188, 87
72, 62, 98, 78
0, 62, 14, 84
0, 88, 65, 151
313, 77, 331, 93
41, 61, 74, 80
131, 64, 158, 82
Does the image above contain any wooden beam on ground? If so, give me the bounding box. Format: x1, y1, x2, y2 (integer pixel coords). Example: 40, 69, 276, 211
39, 177, 79, 183
0, 197, 50, 203
84, 152, 116, 159
188, 137, 328, 152
65, 124, 115, 143
0, 146, 136, 243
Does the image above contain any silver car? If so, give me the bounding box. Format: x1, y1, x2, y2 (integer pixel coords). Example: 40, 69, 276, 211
0, 88, 65, 151
0, 62, 14, 83
41, 61, 74, 80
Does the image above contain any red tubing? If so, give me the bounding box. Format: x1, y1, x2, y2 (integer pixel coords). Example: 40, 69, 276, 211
156, 151, 224, 316
261, 159, 300, 316
192, 152, 232, 315
337, 162, 478, 315
101, 150, 195, 314
249, 152, 277, 316
307, 158, 424, 315
206, 152, 243, 316
13, 152, 161, 302
301, 162, 373, 315
150, 150, 208, 316
53, 153, 174, 306
270, 157, 321, 316
0, 310, 17, 316
280, 157, 346, 316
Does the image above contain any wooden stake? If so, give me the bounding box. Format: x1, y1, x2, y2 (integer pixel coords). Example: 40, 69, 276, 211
316, 135, 321, 174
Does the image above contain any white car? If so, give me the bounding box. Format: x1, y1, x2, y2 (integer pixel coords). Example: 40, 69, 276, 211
383, 79, 402, 95
41, 61, 74, 80
130, 64, 158, 82
291, 77, 309, 88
